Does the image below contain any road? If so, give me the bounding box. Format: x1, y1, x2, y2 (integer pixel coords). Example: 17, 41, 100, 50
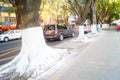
0, 36, 75, 65
49, 30, 120, 80
0, 40, 21, 65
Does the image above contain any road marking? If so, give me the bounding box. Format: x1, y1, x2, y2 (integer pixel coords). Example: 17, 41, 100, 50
0, 47, 20, 57
0, 56, 16, 62
0, 47, 21, 62
0, 47, 20, 53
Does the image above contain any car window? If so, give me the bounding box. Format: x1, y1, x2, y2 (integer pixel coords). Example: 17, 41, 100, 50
63, 26, 67, 29
10, 31, 14, 34
44, 25, 55, 31
3, 31, 9, 34
57, 24, 67, 29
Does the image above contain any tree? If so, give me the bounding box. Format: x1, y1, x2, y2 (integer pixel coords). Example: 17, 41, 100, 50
96, 0, 120, 24
68, 0, 98, 42
9, 0, 41, 29
68, 0, 93, 25
0, 0, 67, 79
40, 0, 70, 25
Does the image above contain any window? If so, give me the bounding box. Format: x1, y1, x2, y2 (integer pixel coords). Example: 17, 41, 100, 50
57, 24, 67, 29
45, 25, 55, 31
4, 17, 16, 23
4, 17, 9, 22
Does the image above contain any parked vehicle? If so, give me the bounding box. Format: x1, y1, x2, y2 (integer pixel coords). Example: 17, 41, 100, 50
116, 24, 120, 31
43, 24, 75, 41
0, 30, 21, 42
0, 31, 4, 34
0, 22, 16, 31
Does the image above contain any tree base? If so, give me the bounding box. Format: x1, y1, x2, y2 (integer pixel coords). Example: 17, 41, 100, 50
73, 25, 89, 43
0, 27, 68, 79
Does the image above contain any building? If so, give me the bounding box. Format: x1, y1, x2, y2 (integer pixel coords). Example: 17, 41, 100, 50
0, 2, 16, 23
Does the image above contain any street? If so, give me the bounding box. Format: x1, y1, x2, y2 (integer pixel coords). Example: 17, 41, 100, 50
48, 30, 120, 80
0, 40, 21, 65
0, 36, 75, 65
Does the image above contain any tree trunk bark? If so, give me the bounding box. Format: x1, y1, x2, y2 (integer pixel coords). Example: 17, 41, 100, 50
14, 0, 41, 29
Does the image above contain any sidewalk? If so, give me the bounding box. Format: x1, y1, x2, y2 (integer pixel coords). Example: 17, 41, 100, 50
43, 30, 120, 80
35, 32, 102, 80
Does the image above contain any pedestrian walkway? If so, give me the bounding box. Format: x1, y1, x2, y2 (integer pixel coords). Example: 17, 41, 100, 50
35, 31, 103, 80
47, 30, 120, 80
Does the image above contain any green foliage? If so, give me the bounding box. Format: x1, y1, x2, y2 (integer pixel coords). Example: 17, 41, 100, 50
0, 0, 15, 13
96, 0, 120, 23
0, 0, 10, 4
40, 0, 71, 24
68, 0, 92, 24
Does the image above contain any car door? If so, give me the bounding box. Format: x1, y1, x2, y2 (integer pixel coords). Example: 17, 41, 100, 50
8, 30, 15, 39
14, 30, 21, 38
62, 25, 70, 36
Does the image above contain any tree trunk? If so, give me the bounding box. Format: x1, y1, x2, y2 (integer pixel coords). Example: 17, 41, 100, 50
0, 0, 68, 79
73, 25, 88, 43
14, 0, 41, 29
77, 16, 84, 25
68, 0, 92, 25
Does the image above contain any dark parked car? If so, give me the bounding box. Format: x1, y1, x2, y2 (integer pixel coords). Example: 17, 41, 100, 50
43, 24, 75, 41
116, 24, 120, 31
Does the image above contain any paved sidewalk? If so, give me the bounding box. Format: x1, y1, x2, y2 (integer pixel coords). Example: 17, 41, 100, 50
36, 32, 102, 80
48, 30, 120, 80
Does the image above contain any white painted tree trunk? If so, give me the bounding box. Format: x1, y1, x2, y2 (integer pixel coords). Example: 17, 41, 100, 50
91, 24, 97, 34
0, 27, 68, 79
74, 25, 88, 43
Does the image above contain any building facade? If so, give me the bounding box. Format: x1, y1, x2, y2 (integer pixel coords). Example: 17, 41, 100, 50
0, 2, 16, 23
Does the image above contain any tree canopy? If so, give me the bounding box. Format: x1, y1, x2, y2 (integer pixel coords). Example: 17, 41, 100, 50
40, 0, 70, 25
96, 0, 120, 24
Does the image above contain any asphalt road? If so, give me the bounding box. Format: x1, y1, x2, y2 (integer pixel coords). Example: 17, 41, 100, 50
0, 40, 21, 65
49, 30, 120, 80
0, 35, 76, 65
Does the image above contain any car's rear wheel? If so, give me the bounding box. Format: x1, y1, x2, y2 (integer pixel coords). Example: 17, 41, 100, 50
59, 34, 64, 41
4, 37, 9, 42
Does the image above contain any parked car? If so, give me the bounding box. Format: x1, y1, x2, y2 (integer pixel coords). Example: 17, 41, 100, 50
101, 24, 109, 29
0, 30, 21, 42
116, 24, 120, 31
0, 22, 16, 31
43, 24, 75, 41
0, 31, 4, 35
